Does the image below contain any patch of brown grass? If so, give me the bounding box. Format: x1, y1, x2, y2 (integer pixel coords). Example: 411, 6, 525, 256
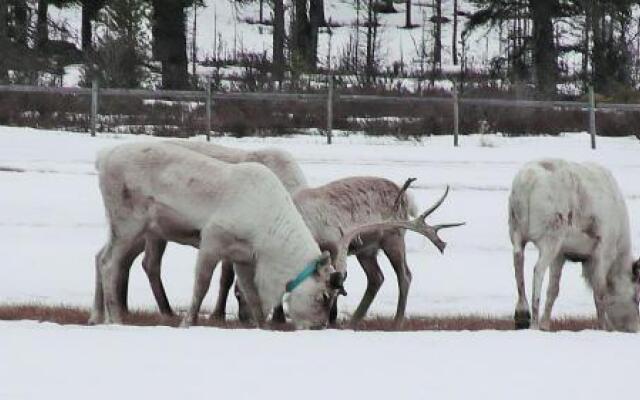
0, 303, 598, 332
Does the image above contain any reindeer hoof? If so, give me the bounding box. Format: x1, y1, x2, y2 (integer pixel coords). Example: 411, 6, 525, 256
180, 316, 195, 328
539, 320, 552, 332
88, 312, 104, 325
209, 312, 226, 322
514, 310, 531, 330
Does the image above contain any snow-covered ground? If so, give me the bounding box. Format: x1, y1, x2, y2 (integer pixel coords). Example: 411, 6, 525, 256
1, 126, 640, 398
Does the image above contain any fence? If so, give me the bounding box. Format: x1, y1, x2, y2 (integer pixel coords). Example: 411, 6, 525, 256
2, 81, 640, 149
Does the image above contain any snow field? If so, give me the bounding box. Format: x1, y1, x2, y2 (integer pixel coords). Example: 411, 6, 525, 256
1, 127, 640, 399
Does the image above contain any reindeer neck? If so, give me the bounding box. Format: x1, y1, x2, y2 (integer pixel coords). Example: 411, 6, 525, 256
253, 208, 321, 312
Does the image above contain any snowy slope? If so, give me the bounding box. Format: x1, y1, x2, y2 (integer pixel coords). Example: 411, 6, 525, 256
2, 127, 640, 399
2, 126, 640, 319
1, 320, 639, 400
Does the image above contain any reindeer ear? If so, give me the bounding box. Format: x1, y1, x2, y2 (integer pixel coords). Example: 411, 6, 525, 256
314, 251, 333, 278
314, 251, 331, 271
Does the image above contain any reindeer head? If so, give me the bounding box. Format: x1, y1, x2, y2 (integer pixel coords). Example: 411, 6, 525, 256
604, 258, 640, 333
283, 251, 346, 329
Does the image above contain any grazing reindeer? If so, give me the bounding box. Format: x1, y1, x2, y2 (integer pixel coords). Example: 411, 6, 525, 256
115, 140, 460, 325
222, 178, 462, 325
92, 142, 338, 329
93, 142, 458, 328
509, 159, 640, 332
124, 140, 308, 317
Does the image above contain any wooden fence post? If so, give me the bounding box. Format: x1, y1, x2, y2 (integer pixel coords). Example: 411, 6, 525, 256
91, 78, 99, 137
206, 75, 212, 142
327, 75, 333, 145
453, 84, 459, 147
589, 86, 596, 150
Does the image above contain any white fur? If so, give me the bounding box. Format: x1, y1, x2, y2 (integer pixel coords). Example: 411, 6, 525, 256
166, 140, 307, 194
92, 142, 331, 328
509, 159, 640, 332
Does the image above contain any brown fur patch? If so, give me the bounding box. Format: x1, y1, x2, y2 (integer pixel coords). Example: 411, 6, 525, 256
122, 184, 132, 203
583, 217, 600, 241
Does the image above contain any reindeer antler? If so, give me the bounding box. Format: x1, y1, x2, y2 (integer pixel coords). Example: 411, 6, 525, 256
334, 185, 465, 273
392, 177, 417, 213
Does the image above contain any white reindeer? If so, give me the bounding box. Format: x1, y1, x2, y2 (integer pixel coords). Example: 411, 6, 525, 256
106, 141, 461, 324
92, 142, 452, 328
113, 140, 309, 317
509, 159, 640, 332
92, 142, 337, 329
218, 177, 462, 325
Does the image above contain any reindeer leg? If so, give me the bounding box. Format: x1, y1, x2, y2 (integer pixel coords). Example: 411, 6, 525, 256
182, 242, 221, 327
89, 246, 107, 325
351, 251, 384, 324
115, 238, 145, 314
234, 263, 266, 328
382, 232, 412, 327
101, 233, 144, 324
513, 240, 531, 329
233, 282, 254, 323
141, 237, 172, 316
531, 239, 561, 330
540, 254, 565, 331
210, 261, 235, 320
585, 254, 609, 330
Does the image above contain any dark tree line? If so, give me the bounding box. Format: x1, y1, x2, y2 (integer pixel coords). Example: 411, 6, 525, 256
2, 0, 639, 96
0, 0, 200, 88
466, 0, 640, 96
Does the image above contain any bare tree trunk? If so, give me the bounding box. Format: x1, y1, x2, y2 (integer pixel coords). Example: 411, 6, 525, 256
0, 1, 8, 81
309, 0, 323, 68
152, 0, 189, 89
14, 0, 28, 48
452, 0, 458, 65
434, 0, 442, 68
582, 1, 590, 84
192, 4, 197, 78
531, 0, 557, 95
36, 0, 49, 49
366, 0, 373, 82
293, 0, 317, 71
311, 0, 326, 27
259, 0, 263, 23
405, 0, 412, 28
272, 0, 285, 81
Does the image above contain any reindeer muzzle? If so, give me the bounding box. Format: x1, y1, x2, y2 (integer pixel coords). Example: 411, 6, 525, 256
330, 272, 347, 296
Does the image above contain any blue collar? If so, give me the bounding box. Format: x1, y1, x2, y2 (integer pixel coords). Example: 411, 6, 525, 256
285, 258, 320, 293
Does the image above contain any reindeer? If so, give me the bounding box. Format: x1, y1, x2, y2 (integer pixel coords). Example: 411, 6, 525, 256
91, 142, 336, 329
116, 140, 309, 317
218, 178, 463, 325
108, 141, 461, 325
93, 142, 459, 328
509, 159, 640, 332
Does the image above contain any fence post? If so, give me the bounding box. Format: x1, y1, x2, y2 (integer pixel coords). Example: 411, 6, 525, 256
453, 84, 459, 147
326, 75, 333, 145
91, 78, 99, 137
206, 75, 212, 142
589, 86, 596, 150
